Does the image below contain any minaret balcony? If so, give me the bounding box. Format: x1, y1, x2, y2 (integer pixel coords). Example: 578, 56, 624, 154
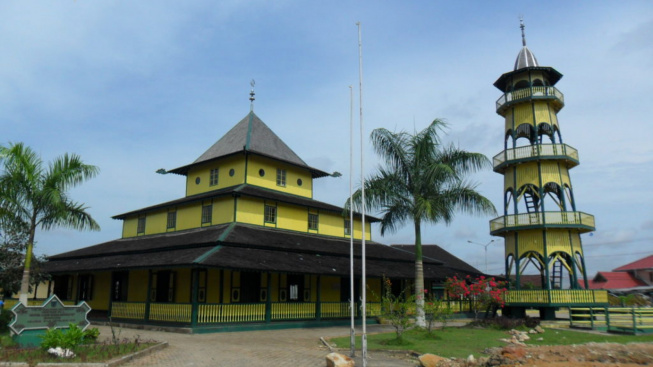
490, 211, 595, 235
496, 86, 564, 115
493, 144, 579, 173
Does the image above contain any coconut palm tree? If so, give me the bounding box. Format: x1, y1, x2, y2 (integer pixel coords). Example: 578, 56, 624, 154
0, 142, 100, 304
348, 119, 496, 327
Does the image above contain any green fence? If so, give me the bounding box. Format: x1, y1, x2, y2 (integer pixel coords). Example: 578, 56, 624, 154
570, 307, 653, 335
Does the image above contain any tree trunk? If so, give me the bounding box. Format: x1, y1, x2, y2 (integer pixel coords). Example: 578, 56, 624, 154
18, 241, 33, 305
18, 222, 37, 305
414, 220, 426, 327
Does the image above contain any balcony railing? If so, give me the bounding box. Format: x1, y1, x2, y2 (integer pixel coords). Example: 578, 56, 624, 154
493, 144, 579, 172
496, 86, 564, 113
505, 289, 608, 306
490, 211, 595, 235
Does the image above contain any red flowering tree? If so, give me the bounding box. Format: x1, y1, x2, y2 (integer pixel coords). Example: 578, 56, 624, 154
444, 275, 507, 320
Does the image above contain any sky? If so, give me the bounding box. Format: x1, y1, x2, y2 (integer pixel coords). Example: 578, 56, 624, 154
2, 1, 652, 278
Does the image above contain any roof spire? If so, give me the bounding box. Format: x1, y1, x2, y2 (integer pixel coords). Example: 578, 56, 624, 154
249, 79, 256, 112
520, 16, 527, 47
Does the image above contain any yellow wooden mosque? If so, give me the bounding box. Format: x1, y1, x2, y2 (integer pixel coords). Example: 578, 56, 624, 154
489, 21, 608, 319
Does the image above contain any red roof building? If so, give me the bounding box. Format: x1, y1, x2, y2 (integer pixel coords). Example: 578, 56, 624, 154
582, 254, 653, 290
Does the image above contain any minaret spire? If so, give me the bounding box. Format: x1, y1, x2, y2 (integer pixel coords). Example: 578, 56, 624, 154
249, 79, 256, 112
520, 17, 527, 47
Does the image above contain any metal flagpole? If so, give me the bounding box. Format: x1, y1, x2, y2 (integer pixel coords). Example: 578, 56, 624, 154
349, 85, 356, 358
356, 21, 367, 367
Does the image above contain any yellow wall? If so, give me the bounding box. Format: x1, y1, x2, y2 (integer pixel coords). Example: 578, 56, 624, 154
245, 156, 313, 198
277, 203, 306, 231
127, 270, 149, 302
145, 211, 167, 235
237, 197, 265, 225
175, 269, 191, 303
122, 217, 138, 238
320, 276, 341, 302
185, 156, 247, 196
87, 271, 111, 311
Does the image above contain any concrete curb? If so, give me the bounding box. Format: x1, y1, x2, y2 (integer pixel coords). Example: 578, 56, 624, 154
0, 342, 168, 367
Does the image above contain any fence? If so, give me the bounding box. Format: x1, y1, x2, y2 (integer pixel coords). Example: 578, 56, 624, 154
570, 307, 653, 335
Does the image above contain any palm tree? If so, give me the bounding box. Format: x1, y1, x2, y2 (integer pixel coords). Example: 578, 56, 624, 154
0, 142, 100, 304
348, 119, 496, 327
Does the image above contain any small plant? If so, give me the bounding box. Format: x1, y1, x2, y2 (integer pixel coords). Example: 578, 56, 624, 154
83, 327, 100, 343
377, 277, 415, 344
40, 323, 86, 351
0, 309, 12, 333
423, 297, 453, 334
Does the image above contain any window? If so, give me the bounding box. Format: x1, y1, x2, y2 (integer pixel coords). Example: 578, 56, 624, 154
78, 274, 93, 301
264, 204, 276, 223
276, 169, 286, 187
344, 219, 351, 235
167, 211, 176, 229
202, 204, 212, 224
308, 213, 319, 230
137, 217, 146, 234
210, 168, 219, 186
112, 271, 129, 301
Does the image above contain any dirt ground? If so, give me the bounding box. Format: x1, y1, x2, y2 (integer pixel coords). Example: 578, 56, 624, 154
433, 342, 653, 366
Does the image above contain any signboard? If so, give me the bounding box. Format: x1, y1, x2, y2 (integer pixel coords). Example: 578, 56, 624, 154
9, 295, 91, 335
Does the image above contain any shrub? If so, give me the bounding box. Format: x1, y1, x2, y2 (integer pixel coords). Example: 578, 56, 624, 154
0, 309, 13, 333
40, 323, 86, 351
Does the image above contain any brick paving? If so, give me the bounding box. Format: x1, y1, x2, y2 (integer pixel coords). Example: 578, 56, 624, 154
96, 324, 418, 366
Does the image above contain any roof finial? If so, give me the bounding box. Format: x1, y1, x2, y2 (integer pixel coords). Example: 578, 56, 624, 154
249, 79, 256, 112
520, 16, 527, 47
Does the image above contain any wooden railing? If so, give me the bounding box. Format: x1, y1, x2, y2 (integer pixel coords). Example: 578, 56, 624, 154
321, 302, 352, 319
570, 307, 653, 334
198, 303, 265, 323
149, 303, 192, 323
490, 211, 595, 233
496, 86, 564, 112
505, 290, 608, 306
493, 144, 578, 170
271, 302, 316, 320
111, 302, 146, 320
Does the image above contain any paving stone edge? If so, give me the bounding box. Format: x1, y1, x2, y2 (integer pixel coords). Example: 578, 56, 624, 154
0, 342, 168, 367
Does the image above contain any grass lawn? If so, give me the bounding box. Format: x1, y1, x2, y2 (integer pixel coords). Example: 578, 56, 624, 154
329, 327, 653, 359
0, 332, 158, 364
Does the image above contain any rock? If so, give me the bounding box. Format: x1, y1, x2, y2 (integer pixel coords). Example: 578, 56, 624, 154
467, 354, 475, 363
326, 352, 355, 367
517, 333, 530, 342
534, 325, 545, 333
418, 353, 447, 367
536, 337, 544, 341
529, 329, 537, 334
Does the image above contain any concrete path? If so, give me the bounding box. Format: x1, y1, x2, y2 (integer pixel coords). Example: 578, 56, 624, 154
95, 324, 418, 366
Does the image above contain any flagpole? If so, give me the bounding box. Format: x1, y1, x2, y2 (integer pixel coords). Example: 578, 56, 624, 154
356, 21, 367, 367
348, 85, 356, 358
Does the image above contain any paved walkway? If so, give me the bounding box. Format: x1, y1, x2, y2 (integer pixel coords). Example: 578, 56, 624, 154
96, 324, 418, 366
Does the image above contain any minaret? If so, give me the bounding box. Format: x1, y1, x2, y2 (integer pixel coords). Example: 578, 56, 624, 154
490, 20, 595, 315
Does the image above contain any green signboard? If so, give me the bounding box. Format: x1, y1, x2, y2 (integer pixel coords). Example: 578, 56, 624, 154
9, 295, 91, 335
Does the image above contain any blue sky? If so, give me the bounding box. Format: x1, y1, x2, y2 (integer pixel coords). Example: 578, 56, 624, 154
2, 1, 652, 277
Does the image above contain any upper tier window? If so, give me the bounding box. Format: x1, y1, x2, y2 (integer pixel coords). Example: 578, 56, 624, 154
276, 169, 286, 187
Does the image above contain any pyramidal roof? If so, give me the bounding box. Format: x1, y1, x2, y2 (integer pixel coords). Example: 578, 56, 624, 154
170, 112, 330, 178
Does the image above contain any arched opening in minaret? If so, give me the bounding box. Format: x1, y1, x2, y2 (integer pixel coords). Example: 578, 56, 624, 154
541, 182, 565, 211
504, 189, 515, 215
513, 80, 529, 91
563, 184, 576, 211
575, 251, 587, 289
516, 184, 540, 214
554, 126, 563, 144
519, 251, 545, 288
513, 124, 535, 147
504, 130, 513, 150
532, 79, 544, 87
548, 252, 576, 290
537, 123, 555, 144
506, 254, 515, 279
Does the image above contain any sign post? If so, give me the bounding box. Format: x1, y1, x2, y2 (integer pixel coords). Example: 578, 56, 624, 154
9, 295, 91, 348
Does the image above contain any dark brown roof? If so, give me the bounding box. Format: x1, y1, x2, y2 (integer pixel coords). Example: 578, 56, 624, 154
391, 244, 484, 279
168, 112, 330, 178
112, 184, 380, 222
44, 223, 442, 279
